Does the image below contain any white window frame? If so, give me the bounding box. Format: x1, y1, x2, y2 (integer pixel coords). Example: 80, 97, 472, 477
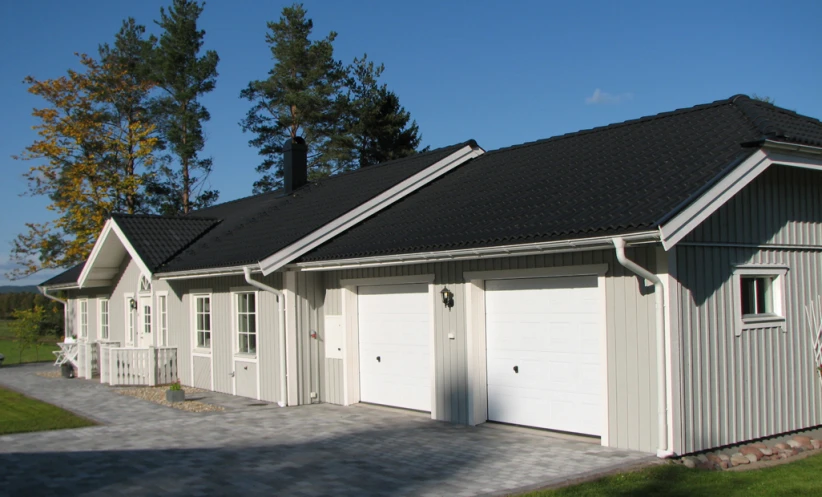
156, 292, 169, 347
124, 293, 135, 346
78, 299, 89, 339
232, 289, 259, 358
192, 292, 213, 353
733, 264, 788, 335
98, 298, 110, 340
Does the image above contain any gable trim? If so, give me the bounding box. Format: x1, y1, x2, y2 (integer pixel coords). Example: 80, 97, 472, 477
78, 218, 153, 289
258, 143, 485, 275
659, 147, 822, 249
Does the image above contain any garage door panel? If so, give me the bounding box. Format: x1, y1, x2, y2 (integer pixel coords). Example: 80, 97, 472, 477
486, 276, 603, 436
358, 283, 431, 412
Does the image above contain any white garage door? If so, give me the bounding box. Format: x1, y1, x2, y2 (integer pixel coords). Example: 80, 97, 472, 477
485, 276, 603, 436
358, 283, 431, 411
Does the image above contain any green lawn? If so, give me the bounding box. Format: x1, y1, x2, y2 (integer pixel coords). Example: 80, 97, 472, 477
525, 454, 822, 496
0, 319, 61, 365
0, 386, 96, 435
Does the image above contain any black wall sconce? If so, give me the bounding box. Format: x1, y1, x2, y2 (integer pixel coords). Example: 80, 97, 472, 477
440, 287, 454, 309
129, 298, 137, 310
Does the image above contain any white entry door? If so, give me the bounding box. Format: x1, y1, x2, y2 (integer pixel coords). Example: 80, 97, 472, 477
485, 276, 603, 436
358, 283, 431, 411
137, 295, 153, 348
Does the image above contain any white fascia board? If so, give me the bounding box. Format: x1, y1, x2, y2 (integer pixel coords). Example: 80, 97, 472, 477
659, 148, 822, 250
659, 150, 770, 250
292, 231, 660, 272
258, 144, 485, 276
77, 218, 152, 289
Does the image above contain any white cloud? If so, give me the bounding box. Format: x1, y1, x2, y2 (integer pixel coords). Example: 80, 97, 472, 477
585, 89, 634, 105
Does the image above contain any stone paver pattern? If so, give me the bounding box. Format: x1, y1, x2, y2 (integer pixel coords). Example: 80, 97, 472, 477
0, 363, 655, 496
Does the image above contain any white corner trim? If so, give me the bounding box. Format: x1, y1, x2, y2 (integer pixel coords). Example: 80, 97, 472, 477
660, 149, 822, 250
464, 264, 608, 282
258, 144, 484, 275
78, 218, 153, 288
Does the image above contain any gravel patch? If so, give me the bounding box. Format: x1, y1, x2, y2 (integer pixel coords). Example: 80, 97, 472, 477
114, 386, 224, 413
35, 371, 62, 379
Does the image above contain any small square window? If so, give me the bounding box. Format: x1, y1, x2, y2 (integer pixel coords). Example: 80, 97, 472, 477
734, 265, 788, 333
740, 276, 774, 316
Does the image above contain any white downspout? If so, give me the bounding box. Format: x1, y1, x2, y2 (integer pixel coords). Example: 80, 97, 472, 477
612, 237, 673, 458
243, 266, 287, 407
38, 286, 68, 339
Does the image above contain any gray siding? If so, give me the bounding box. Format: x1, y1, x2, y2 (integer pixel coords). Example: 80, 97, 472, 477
154, 272, 284, 402
109, 257, 142, 345
676, 165, 822, 453
320, 248, 659, 453
293, 272, 323, 405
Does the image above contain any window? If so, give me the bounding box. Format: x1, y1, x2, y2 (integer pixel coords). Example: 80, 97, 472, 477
143, 304, 152, 335
741, 276, 774, 316
158, 295, 168, 347
236, 292, 257, 354
99, 299, 109, 339
79, 300, 88, 338
734, 265, 787, 333
194, 295, 211, 349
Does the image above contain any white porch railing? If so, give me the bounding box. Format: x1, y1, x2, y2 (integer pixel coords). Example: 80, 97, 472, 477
99, 345, 178, 387
98, 341, 121, 383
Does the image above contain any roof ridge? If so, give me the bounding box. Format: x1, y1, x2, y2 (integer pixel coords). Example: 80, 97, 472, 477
113, 213, 219, 222
730, 94, 822, 139
481, 96, 740, 156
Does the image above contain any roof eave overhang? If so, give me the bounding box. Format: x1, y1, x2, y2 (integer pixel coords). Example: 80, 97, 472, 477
77, 218, 153, 289
37, 283, 79, 291
659, 145, 822, 250
257, 143, 486, 276
289, 230, 661, 272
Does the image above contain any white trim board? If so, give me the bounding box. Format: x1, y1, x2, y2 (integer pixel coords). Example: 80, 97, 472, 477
259, 144, 484, 275
78, 218, 152, 288
660, 148, 822, 250
296, 232, 659, 272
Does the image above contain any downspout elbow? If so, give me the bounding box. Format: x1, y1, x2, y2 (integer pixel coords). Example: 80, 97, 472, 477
243, 266, 288, 408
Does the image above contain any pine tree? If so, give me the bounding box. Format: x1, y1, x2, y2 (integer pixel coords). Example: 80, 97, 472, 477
149, 0, 219, 213
345, 55, 424, 168
240, 3, 347, 193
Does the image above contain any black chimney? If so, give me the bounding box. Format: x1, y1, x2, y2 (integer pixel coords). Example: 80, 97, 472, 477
283, 137, 308, 194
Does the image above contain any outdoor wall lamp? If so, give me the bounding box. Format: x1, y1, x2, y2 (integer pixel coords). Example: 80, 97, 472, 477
129, 298, 137, 310
440, 287, 454, 309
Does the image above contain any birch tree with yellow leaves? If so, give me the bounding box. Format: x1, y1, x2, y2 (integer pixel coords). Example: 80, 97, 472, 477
8, 19, 159, 279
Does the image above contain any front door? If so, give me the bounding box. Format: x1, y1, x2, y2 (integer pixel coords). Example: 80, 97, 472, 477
137, 295, 153, 347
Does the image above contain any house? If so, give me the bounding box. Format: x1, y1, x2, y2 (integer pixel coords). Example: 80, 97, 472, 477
39, 95, 822, 457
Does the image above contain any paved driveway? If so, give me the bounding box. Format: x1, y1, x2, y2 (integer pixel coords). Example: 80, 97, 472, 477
0, 364, 654, 496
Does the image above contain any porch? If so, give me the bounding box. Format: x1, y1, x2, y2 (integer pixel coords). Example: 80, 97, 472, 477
73, 341, 178, 386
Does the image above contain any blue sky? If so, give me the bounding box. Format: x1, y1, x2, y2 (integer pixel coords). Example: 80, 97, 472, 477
1, 0, 820, 285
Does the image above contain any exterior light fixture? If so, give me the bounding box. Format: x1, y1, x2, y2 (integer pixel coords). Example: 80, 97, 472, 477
440, 287, 454, 309
129, 298, 137, 310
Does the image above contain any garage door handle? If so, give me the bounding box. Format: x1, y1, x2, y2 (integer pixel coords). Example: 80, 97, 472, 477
513, 365, 519, 373
376, 356, 381, 362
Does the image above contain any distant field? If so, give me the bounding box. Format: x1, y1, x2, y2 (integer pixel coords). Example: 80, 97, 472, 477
0, 320, 61, 365
0, 386, 95, 435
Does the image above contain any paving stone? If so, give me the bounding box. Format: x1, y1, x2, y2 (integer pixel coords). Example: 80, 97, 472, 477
0, 363, 655, 496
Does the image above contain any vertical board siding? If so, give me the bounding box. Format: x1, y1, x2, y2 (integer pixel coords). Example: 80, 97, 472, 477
109, 257, 141, 345
153, 272, 283, 402
320, 248, 659, 453
677, 166, 822, 453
